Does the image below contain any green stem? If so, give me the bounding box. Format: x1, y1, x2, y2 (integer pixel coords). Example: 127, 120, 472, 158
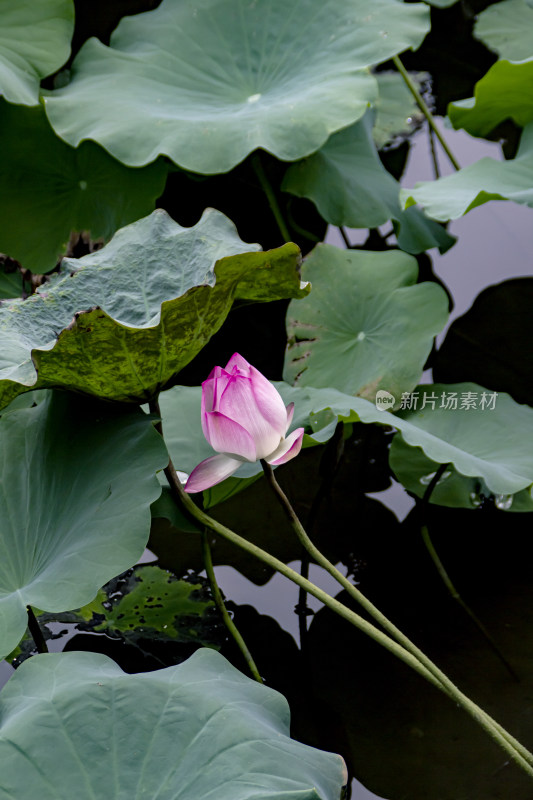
420, 525, 518, 681
418, 465, 518, 682
201, 529, 263, 683
252, 153, 291, 243
392, 55, 461, 172
26, 605, 48, 654
339, 227, 352, 248
259, 461, 533, 774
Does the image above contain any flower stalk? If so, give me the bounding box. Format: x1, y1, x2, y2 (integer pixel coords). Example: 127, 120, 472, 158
201, 529, 263, 684
161, 455, 533, 774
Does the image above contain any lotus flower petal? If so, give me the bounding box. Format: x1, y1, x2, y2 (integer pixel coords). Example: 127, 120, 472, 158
285, 402, 295, 433
216, 374, 282, 459
184, 453, 242, 493
203, 411, 256, 461
266, 428, 305, 466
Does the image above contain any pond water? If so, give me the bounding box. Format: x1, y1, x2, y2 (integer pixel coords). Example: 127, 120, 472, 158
1, 119, 532, 800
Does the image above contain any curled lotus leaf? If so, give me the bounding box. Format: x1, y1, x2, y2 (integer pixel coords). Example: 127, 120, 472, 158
0, 208, 306, 409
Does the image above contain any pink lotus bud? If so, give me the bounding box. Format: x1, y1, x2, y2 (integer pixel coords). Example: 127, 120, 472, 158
184, 353, 304, 493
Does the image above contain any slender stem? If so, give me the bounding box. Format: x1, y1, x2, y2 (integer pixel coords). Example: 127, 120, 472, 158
420, 525, 518, 681
201, 529, 263, 683
26, 606, 48, 654
418, 465, 518, 681
252, 154, 291, 243
339, 227, 352, 248
298, 422, 345, 645
154, 427, 533, 773
259, 460, 533, 773
392, 55, 461, 172
428, 126, 441, 179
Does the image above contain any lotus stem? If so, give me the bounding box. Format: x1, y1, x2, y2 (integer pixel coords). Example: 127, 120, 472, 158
392, 55, 461, 172
201, 529, 263, 683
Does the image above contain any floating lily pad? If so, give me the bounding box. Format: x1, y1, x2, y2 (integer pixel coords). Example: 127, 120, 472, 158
44, 0, 430, 173
283, 111, 455, 253
0, 391, 166, 660
474, 0, 533, 61
7, 566, 225, 666
0, 0, 74, 105
284, 244, 448, 400
0, 100, 168, 271
448, 59, 533, 137
389, 435, 533, 511
401, 122, 533, 220
0, 649, 347, 799
0, 208, 306, 409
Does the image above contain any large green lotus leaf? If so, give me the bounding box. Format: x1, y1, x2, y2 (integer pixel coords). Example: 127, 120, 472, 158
0, 0, 74, 105
283, 111, 455, 254
0, 209, 306, 409
448, 59, 533, 138
0, 392, 167, 660
372, 72, 426, 150
389, 434, 533, 511
284, 244, 448, 400
474, 0, 533, 61
401, 122, 533, 220
0, 649, 347, 799
287, 383, 533, 496
0, 100, 168, 271
43, 0, 430, 174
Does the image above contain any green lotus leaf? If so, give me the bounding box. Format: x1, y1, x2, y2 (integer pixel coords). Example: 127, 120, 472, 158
389, 435, 533, 511
0, 391, 167, 660
474, 0, 533, 61
0, 100, 168, 271
0, 649, 347, 799
284, 244, 448, 400
7, 566, 225, 665
282, 383, 533, 496
372, 71, 426, 149
283, 111, 455, 254
43, 0, 430, 174
448, 59, 533, 137
401, 122, 533, 220
0, 263, 22, 299
423, 0, 458, 5
0, 0, 74, 105
0, 208, 305, 409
